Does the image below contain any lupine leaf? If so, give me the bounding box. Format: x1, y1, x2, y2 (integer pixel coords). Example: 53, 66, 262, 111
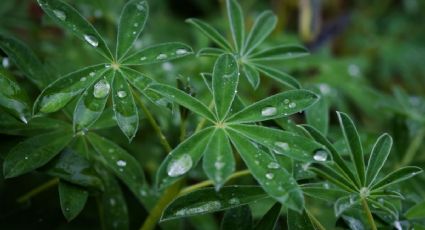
337, 112, 366, 186
87, 133, 148, 204
161, 186, 267, 221
202, 128, 235, 190
112, 71, 138, 141
0, 115, 71, 136
228, 129, 304, 212
122, 42, 192, 65
73, 70, 114, 132
242, 63, 260, 89
0, 70, 31, 123
250, 45, 309, 62
186, 18, 233, 51
3, 130, 73, 178
366, 133, 393, 186
213, 54, 239, 120
367, 198, 398, 219
305, 94, 329, 135
37, 0, 113, 60
254, 202, 282, 230
301, 183, 348, 202
226, 0, 244, 52
228, 124, 323, 162
58, 181, 88, 221
334, 195, 359, 217
148, 83, 216, 122
156, 127, 214, 190
116, 0, 148, 58
287, 209, 316, 230
35, 65, 105, 114
254, 64, 300, 89
226, 90, 318, 123
0, 33, 52, 88
370, 166, 423, 190
309, 165, 357, 193
405, 201, 425, 219
197, 47, 225, 57
243, 11, 277, 55
220, 205, 252, 230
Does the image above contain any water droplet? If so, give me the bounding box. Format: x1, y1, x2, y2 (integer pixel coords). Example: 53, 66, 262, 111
156, 53, 167, 60
133, 22, 139, 27
175, 201, 221, 216
65, 207, 70, 212
313, 149, 327, 161
117, 90, 127, 98
110, 198, 116, 206
167, 154, 193, 177
2, 57, 10, 68
348, 64, 360, 77
140, 56, 147, 61
104, 64, 111, 68
288, 102, 296, 109
228, 198, 240, 205
132, 31, 137, 35
267, 162, 280, 169
275, 142, 290, 151
176, 48, 188, 55
53, 9, 66, 21
24, 156, 29, 160
214, 161, 225, 170
136, 2, 145, 11
283, 99, 290, 104
83, 34, 99, 47
140, 189, 147, 196
162, 62, 173, 71
116, 160, 127, 167
89, 72, 96, 77
93, 79, 110, 99
80, 77, 87, 82
323, 182, 330, 189
265, 173, 274, 179
261, 107, 277, 116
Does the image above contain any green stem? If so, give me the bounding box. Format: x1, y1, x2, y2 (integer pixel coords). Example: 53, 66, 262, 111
17, 178, 59, 203
133, 92, 172, 153
179, 118, 187, 142
400, 128, 425, 167
361, 198, 377, 230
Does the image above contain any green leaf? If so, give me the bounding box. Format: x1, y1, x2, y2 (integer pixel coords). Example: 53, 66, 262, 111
250, 45, 309, 62
116, 0, 148, 59
203, 128, 235, 190
226, 0, 244, 52
35, 65, 105, 114
221, 205, 252, 230
58, 181, 88, 221
186, 18, 233, 51
309, 165, 357, 193
227, 90, 318, 123
213, 54, 239, 120
228, 129, 304, 212
301, 183, 348, 202
197, 47, 225, 57
112, 71, 138, 141
0, 115, 71, 136
287, 209, 316, 230
3, 130, 73, 178
161, 186, 267, 221
37, 0, 113, 60
337, 111, 366, 186
148, 83, 216, 122
254, 64, 300, 89
122, 42, 193, 65
0, 33, 52, 88
87, 133, 148, 204
243, 11, 277, 55
405, 200, 425, 219
370, 166, 423, 190
367, 198, 398, 219
366, 134, 393, 186
156, 127, 214, 190
73, 70, 114, 131
242, 63, 260, 89
334, 195, 359, 217
0, 70, 31, 123
305, 94, 328, 135
254, 202, 282, 230
228, 124, 323, 162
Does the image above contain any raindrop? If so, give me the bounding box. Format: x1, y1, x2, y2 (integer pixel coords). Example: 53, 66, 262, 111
156, 53, 167, 60
261, 107, 277, 116
136, 2, 145, 11
313, 149, 327, 161
83, 34, 99, 47
2, 57, 10, 68
162, 62, 173, 71
80, 77, 87, 82
323, 182, 330, 189
53, 9, 66, 21
134, 22, 139, 27
228, 198, 240, 205
267, 162, 280, 169
89, 72, 96, 77
93, 79, 110, 99
348, 64, 360, 77
116, 160, 127, 167
117, 90, 127, 98
140, 56, 147, 61
214, 161, 225, 170
167, 154, 193, 177
265, 173, 274, 179
283, 99, 290, 104
24, 156, 29, 160
275, 142, 290, 151
65, 207, 70, 212
132, 31, 137, 35
288, 102, 296, 109
176, 48, 188, 55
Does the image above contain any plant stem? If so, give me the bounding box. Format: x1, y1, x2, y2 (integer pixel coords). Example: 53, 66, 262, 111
400, 128, 425, 167
361, 198, 377, 230
17, 177, 59, 203
133, 92, 172, 153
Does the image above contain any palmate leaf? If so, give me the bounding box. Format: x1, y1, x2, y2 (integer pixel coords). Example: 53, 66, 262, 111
366, 134, 393, 186
243, 11, 277, 55
3, 129, 73, 178
0, 69, 31, 123
116, 0, 148, 59
250, 45, 309, 62
161, 186, 268, 221
213, 54, 239, 120
305, 91, 329, 135
253, 64, 301, 89
202, 128, 235, 190
37, 0, 113, 60
58, 180, 88, 222
254, 202, 282, 230
334, 195, 359, 217
228, 129, 304, 212
197, 47, 225, 57
241, 63, 260, 89
221, 205, 252, 230
122, 42, 193, 65
309, 164, 357, 193
0, 115, 70, 136
301, 183, 348, 202
0, 33, 53, 89
226, 89, 318, 123
370, 166, 423, 190
226, 0, 244, 52
186, 18, 233, 52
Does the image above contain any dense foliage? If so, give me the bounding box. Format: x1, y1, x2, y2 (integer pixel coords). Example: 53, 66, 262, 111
1, 0, 425, 229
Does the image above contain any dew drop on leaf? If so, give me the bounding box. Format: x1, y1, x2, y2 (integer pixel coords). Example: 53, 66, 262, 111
83, 34, 99, 47
80, 77, 87, 82
283, 99, 290, 104
228, 198, 240, 205
274, 142, 290, 151
117, 91, 127, 98
2, 57, 10, 68
288, 102, 296, 109
116, 160, 127, 167
136, 2, 145, 11
214, 161, 225, 170
89, 72, 96, 77
265, 173, 274, 180
140, 56, 147, 61
53, 9, 66, 21
93, 79, 110, 98
261, 107, 277, 116
313, 149, 328, 161
267, 162, 280, 169
156, 53, 167, 60
176, 48, 188, 55
167, 154, 193, 177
